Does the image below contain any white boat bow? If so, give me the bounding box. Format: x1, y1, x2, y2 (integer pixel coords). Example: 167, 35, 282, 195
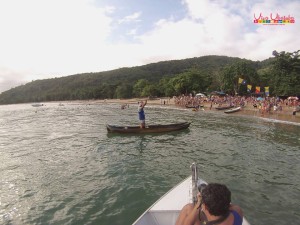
132, 174, 250, 225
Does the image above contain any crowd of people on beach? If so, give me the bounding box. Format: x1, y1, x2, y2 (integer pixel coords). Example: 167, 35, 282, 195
173, 94, 300, 115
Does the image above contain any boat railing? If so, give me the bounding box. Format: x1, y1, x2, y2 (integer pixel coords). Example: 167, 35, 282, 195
191, 162, 198, 205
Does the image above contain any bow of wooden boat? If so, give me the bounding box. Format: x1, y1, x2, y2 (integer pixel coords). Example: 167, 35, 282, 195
224, 107, 241, 113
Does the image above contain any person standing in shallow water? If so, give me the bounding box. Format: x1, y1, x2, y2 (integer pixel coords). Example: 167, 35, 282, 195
138, 100, 147, 128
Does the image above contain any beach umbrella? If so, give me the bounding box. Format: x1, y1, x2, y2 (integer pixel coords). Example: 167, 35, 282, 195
288, 96, 299, 100
211, 91, 226, 96
257, 97, 264, 101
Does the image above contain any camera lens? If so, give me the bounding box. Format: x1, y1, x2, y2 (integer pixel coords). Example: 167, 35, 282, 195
198, 183, 207, 193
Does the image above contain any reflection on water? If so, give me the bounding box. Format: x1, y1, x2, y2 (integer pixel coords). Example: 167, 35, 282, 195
0, 102, 299, 225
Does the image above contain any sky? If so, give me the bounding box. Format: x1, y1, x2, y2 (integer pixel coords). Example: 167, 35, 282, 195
0, 0, 299, 93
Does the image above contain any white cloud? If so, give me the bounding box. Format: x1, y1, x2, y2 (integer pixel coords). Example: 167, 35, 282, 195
0, 0, 299, 93
183, 0, 227, 20
134, 0, 300, 63
0, 67, 30, 92
127, 28, 138, 36
118, 12, 142, 24
0, 0, 113, 89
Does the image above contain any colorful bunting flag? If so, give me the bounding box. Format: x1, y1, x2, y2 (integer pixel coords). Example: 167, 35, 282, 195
238, 78, 244, 84
265, 87, 269, 96
237, 77, 270, 96
247, 85, 252, 93
255, 86, 260, 94
238, 77, 247, 85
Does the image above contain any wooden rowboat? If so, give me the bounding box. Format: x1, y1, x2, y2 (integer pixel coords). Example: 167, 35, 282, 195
106, 122, 190, 134
132, 163, 250, 225
224, 106, 241, 114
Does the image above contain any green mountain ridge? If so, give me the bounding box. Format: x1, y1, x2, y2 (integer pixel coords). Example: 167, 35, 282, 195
0, 53, 296, 105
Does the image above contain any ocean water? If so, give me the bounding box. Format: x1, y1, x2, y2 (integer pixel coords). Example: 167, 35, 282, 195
0, 102, 299, 225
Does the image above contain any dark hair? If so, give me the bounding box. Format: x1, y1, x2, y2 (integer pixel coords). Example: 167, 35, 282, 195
201, 183, 231, 216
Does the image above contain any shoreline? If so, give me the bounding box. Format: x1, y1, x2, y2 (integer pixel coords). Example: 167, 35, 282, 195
77, 98, 300, 124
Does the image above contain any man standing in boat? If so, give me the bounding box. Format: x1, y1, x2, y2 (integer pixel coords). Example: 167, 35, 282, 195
138, 100, 147, 128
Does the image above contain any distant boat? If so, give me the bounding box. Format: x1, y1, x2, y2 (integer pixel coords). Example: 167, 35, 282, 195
32, 103, 44, 107
224, 107, 241, 114
215, 105, 234, 110
58, 103, 64, 106
106, 122, 190, 134
186, 105, 203, 109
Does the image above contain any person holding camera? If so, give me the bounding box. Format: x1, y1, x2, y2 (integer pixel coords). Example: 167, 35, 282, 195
175, 183, 243, 225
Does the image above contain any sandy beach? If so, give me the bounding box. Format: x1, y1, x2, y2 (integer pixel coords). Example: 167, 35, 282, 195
79, 97, 300, 124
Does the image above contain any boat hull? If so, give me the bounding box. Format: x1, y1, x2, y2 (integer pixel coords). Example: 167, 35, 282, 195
32, 103, 44, 107
106, 122, 190, 134
224, 107, 241, 113
132, 176, 192, 225
132, 176, 250, 225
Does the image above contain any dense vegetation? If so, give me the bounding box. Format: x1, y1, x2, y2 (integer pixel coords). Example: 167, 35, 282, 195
0, 51, 299, 105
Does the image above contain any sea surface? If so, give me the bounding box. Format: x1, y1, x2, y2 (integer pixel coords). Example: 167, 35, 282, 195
0, 102, 299, 225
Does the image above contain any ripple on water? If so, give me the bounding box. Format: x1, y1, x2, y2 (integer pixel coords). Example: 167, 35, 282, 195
0, 103, 299, 225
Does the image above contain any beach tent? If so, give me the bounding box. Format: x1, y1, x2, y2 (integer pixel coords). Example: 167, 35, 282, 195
195, 93, 206, 97
210, 91, 226, 96
288, 96, 299, 100
257, 97, 264, 101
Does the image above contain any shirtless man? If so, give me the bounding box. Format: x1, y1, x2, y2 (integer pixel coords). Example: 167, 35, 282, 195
175, 183, 243, 225
138, 100, 147, 128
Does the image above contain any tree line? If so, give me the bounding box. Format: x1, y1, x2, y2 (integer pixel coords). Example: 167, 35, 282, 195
0, 51, 299, 105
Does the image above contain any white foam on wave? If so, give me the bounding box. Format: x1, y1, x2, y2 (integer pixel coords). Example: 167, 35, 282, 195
260, 117, 300, 126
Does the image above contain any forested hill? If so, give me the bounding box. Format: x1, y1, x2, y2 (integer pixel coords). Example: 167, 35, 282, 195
0, 55, 243, 104
1, 51, 299, 105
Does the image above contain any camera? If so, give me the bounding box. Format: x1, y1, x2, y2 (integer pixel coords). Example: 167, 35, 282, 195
198, 183, 207, 194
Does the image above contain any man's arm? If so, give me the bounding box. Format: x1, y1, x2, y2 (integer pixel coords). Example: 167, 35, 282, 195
176, 193, 202, 225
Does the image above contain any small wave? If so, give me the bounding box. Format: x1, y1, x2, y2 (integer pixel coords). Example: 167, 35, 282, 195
260, 117, 300, 126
